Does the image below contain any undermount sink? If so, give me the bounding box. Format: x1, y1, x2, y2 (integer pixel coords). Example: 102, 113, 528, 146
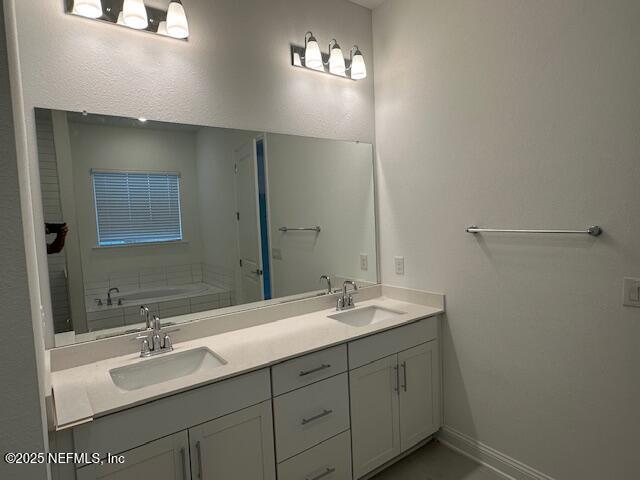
328, 305, 406, 327
110, 347, 226, 391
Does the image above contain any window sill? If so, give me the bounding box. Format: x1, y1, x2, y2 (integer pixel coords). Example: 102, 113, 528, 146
92, 240, 189, 250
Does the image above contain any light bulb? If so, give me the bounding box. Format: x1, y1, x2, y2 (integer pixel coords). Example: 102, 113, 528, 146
123, 0, 148, 30
350, 48, 367, 80
166, 0, 190, 39
328, 41, 346, 76
157, 21, 168, 36
304, 33, 324, 71
73, 0, 103, 19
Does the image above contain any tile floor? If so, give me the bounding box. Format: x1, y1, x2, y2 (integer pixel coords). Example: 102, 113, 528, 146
371, 441, 505, 480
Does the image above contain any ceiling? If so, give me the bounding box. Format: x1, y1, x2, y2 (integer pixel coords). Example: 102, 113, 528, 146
348, 0, 387, 10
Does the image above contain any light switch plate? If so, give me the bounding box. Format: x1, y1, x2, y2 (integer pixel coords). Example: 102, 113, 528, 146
394, 256, 405, 275
623, 277, 640, 307
360, 254, 368, 271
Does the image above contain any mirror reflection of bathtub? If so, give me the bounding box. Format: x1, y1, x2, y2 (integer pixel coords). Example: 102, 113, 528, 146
87, 282, 232, 332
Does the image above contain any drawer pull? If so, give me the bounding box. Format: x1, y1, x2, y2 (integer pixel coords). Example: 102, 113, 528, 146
299, 364, 331, 377
301, 408, 333, 425
306, 467, 336, 480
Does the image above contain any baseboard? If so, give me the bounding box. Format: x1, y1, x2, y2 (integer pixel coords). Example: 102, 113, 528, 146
438, 426, 556, 480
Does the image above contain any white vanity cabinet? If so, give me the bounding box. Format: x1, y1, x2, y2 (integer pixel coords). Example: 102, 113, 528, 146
76, 431, 190, 480
64, 314, 441, 480
188, 401, 275, 480
349, 320, 441, 478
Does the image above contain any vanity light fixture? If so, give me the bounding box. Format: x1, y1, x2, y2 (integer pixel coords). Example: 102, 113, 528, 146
65, 0, 189, 40
72, 0, 103, 19
304, 32, 324, 71
122, 0, 148, 30
291, 32, 367, 81
349, 46, 367, 80
327, 39, 346, 76
166, 0, 190, 39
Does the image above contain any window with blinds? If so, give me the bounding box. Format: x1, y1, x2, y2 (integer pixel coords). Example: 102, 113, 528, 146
92, 171, 183, 246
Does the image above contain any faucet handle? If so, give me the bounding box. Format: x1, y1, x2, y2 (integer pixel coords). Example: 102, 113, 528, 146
162, 334, 173, 351
140, 338, 150, 356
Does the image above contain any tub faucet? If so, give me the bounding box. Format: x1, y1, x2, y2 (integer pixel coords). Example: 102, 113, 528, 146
337, 280, 358, 311
107, 287, 119, 306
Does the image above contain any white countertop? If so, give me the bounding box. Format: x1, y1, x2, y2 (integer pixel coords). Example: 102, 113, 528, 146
51, 293, 443, 430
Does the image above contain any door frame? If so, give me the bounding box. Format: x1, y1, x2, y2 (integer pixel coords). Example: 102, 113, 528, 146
233, 136, 273, 303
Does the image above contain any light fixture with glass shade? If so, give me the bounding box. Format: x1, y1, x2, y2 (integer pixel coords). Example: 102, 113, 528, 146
349, 46, 367, 80
166, 0, 190, 39
291, 32, 366, 81
327, 39, 346, 76
304, 32, 324, 71
66, 0, 188, 40
122, 0, 148, 30
72, 0, 103, 19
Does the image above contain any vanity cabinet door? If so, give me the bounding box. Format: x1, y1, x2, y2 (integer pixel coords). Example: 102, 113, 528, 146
349, 355, 401, 479
188, 400, 275, 480
398, 340, 440, 451
76, 431, 190, 480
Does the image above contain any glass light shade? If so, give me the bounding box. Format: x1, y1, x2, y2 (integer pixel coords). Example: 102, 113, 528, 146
304, 38, 324, 71
116, 12, 125, 25
157, 21, 168, 36
350, 51, 367, 80
123, 0, 148, 30
166, 1, 190, 39
73, 0, 103, 19
329, 45, 346, 76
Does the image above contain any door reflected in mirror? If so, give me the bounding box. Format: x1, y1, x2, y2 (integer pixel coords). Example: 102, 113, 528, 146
35, 109, 378, 346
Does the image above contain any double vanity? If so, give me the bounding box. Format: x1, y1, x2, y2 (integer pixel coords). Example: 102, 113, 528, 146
49, 285, 444, 480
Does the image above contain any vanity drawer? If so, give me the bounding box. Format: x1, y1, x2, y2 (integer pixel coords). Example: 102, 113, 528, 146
348, 317, 438, 369
277, 431, 352, 480
273, 373, 350, 462
272, 344, 347, 396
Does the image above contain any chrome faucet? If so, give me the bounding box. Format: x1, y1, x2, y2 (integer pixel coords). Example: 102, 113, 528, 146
107, 287, 120, 306
320, 274, 332, 295
336, 280, 358, 311
136, 314, 173, 358
140, 305, 152, 330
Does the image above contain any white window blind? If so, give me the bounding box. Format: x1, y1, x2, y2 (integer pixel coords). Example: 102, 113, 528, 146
92, 171, 183, 246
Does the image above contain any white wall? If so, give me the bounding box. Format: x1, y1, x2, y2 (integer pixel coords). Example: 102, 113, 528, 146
0, 1, 48, 478
373, 1, 640, 478
195, 126, 259, 296
10, 0, 374, 351
66, 121, 203, 281
267, 133, 377, 296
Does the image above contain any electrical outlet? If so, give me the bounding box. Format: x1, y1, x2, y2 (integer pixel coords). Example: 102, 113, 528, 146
394, 256, 405, 275
623, 277, 640, 307
360, 254, 368, 271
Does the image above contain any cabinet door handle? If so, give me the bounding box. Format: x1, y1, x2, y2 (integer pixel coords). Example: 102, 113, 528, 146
195, 440, 203, 479
393, 365, 399, 393
301, 408, 333, 425
306, 467, 336, 480
180, 447, 188, 480
401, 361, 408, 392
299, 364, 331, 377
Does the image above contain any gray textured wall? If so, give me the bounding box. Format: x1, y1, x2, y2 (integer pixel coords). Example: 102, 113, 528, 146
0, 1, 48, 478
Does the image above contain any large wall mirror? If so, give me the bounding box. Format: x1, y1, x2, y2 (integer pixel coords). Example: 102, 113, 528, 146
35, 109, 378, 346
